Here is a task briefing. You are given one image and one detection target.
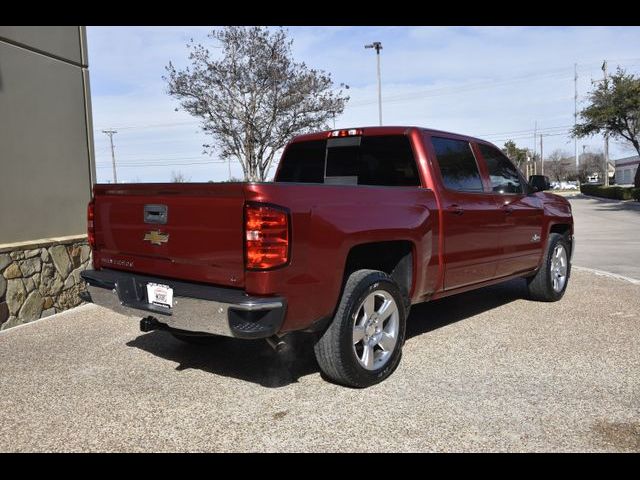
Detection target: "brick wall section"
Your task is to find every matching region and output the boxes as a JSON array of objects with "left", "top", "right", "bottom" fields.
[{"left": 0, "top": 238, "right": 91, "bottom": 330}]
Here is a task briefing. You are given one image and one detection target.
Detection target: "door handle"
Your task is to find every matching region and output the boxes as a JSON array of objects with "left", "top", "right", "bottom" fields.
[
  {"left": 502, "top": 204, "right": 513, "bottom": 215},
  {"left": 144, "top": 204, "right": 168, "bottom": 224},
  {"left": 451, "top": 204, "right": 464, "bottom": 216}
]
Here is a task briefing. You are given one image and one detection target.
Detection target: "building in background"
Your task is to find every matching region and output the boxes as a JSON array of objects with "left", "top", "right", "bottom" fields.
[
  {"left": 614, "top": 156, "right": 640, "bottom": 186},
  {"left": 0, "top": 26, "right": 95, "bottom": 330}
]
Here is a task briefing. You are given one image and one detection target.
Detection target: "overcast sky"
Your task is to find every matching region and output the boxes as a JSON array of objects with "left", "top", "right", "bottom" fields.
[{"left": 87, "top": 26, "right": 640, "bottom": 183}]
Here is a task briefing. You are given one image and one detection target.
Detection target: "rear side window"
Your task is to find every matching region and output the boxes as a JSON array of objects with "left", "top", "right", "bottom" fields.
[
  {"left": 276, "top": 140, "right": 325, "bottom": 183},
  {"left": 276, "top": 135, "right": 420, "bottom": 187},
  {"left": 431, "top": 137, "right": 484, "bottom": 193},
  {"left": 478, "top": 144, "right": 523, "bottom": 194}
]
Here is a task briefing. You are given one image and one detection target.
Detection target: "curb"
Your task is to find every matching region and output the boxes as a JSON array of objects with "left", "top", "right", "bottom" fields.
[{"left": 572, "top": 266, "right": 640, "bottom": 286}]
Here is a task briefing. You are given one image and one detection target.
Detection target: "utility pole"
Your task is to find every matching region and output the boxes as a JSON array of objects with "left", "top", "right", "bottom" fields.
[
  {"left": 365, "top": 42, "right": 383, "bottom": 126},
  {"left": 102, "top": 129, "right": 118, "bottom": 184},
  {"left": 591, "top": 60, "right": 610, "bottom": 186},
  {"left": 574, "top": 63, "right": 579, "bottom": 171},
  {"left": 540, "top": 134, "right": 544, "bottom": 175},
  {"left": 603, "top": 60, "right": 610, "bottom": 186},
  {"left": 533, "top": 121, "right": 537, "bottom": 175}
]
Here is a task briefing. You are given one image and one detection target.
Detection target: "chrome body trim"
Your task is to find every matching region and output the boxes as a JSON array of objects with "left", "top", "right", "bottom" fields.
[{"left": 82, "top": 270, "right": 285, "bottom": 338}]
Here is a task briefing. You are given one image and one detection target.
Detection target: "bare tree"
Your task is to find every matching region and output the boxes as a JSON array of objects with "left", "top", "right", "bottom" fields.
[
  {"left": 164, "top": 27, "right": 349, "bottom": 182},
  {"left": 546, "top": 149, "right": 570, "bottom": 182},
  {"left": 170, "top": 170, "right": 190, "bottom": 183}
]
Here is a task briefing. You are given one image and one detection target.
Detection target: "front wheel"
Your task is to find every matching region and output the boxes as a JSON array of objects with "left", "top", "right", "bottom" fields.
[
  {"left": 526, "top": 232, "right": 571, "bottom": 302},
  {"left": 314, "top": 269, "right": 407, "bottom": 388}
]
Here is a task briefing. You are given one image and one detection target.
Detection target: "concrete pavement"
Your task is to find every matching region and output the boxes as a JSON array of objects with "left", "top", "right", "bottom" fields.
[
  {"left": 568, "top": 194, "right": 640, "bottom": 281},
  {"left": 1, "top": 269, "right": 638, "bottom": 452}
]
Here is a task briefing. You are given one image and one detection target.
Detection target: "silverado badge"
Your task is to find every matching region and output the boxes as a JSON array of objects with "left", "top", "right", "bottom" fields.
[{"left": 144, "top": 230, "right": 169, "bottom": 246}]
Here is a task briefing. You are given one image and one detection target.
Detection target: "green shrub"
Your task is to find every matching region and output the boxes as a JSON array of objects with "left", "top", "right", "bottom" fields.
[{"left": 580, "top": 184, "right": 640, "bottom": 201}]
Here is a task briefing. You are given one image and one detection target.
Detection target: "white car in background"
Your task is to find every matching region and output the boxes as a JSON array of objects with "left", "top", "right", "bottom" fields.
[{"left": 551, "top": 181, "right": 579, "bottom": 190}]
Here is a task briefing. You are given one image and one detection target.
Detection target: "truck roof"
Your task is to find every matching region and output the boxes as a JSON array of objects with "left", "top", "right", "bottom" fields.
[{"left": 289, "top": 126, "right": 491, "bottom": 146}]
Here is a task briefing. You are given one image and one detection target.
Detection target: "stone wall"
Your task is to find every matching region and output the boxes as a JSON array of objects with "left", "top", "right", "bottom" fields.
[{"left": 0, "top": 238, "right": 91, "bottom": 330}]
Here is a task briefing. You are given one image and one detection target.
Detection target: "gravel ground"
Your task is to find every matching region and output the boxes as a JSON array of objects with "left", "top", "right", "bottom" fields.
[{"left": 0, "top": 269, "right": 638, "bottom": 452}]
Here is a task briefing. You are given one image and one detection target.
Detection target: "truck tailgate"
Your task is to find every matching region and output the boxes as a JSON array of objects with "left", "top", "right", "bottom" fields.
[{"left": 93, "top": 183, "right": 246, "bottom": 288}]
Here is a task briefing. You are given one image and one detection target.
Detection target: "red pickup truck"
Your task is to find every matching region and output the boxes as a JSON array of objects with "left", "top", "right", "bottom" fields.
[{"left": 82, "top": 126, "right": 574, "bottom": 388}]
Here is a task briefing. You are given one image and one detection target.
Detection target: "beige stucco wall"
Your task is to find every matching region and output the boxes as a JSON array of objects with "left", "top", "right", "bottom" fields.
[{"left": 0, "top": 26, "right": 95, "bottom": 245}]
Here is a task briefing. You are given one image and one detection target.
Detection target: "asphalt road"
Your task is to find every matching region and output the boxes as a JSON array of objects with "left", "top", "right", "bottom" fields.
[
  {"left": 1, "top": 269, "right": 638, "bottom": 452},
  {"left": 568, "top": 194, "right": 640, "bottom": 281}
]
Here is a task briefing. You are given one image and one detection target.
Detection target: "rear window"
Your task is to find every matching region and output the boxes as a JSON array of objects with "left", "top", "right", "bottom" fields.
[
  {"left": 431, "top": 137, "right": 484, "bottom": 193},
  {"left": 275, "top": 140, "right": 326, "bottom": 183},
  {"left": 276, "top": 135, "right": 420, "bottom": 187}
]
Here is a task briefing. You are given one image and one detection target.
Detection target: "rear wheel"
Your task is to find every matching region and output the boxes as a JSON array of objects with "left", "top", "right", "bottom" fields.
[
  {"left": 526, "top": 232, "right": 571, "bottom": 301},
  {"left": 314, "top": 269, "right": 407, "bottom": 388}
]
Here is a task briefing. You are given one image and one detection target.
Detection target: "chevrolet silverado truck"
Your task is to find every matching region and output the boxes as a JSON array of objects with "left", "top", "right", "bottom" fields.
[{"left": 81, "top": 126, "right": 574, "bottom": 388}]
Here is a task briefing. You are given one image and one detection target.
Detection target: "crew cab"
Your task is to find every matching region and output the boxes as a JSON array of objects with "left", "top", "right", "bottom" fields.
[{"left": 81, "top": 126, "right": 574, "bottom": 388}]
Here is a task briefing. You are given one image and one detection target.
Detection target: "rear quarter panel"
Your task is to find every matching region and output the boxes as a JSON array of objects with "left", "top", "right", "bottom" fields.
[{"left": 243, "top": 183, "right": 439, "bottom": 332}]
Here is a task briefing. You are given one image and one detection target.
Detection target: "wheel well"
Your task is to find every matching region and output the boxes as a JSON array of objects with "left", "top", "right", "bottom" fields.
[
  {"left": 549, "top": 223, "right": 571, "bottom": 237},
  {"left": 549, "top": 223, "right": 572, "bottom": 255},
  {"left": 343, "top": 241, "right": 414, "bottom": 300}
]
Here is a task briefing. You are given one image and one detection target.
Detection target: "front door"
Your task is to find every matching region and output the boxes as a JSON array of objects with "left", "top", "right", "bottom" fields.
[{"left": 475, "top": 143, "right": 544, "bottom": 277}]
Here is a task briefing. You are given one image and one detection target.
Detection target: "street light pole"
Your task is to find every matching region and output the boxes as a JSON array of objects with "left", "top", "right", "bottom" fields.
[{"left": 365, "top": 42, "right": 383, "bottom": 126}]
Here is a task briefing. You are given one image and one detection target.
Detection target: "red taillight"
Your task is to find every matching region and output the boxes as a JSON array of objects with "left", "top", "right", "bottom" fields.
[
  {"left": 87, "top": 200, "right": 95, "bottom": 249},
  {"left": 245, "top": 204, "right": 289, "bottom": 270},
  {"left": 328, "top": 129, "right": 363, "bottom": 138}
]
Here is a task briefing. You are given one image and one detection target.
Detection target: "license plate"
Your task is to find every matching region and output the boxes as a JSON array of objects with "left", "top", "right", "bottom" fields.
[{"left": 146, "top": 283, "right": 173, "bottom": 308}]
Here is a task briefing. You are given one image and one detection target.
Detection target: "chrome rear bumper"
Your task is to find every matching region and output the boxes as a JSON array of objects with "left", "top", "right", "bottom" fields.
[{"left": 80, "top": 269, "right": 286, "bottom": 339}]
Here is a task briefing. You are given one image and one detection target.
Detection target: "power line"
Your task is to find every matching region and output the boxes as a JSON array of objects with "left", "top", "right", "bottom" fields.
[
  {"left": 95, "top": 159, "right": 232, "bottom": 168},
  {"left": 478, "top": 124, "right": 574, "bottom": 138},
  {"left": 94, "top": 120, "right": 199, "bottom": 132}
]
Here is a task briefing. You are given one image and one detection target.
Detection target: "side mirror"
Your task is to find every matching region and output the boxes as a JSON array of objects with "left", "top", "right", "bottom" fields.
[{"left": 529, "top": 175, "right": 551, "bottom": 192}]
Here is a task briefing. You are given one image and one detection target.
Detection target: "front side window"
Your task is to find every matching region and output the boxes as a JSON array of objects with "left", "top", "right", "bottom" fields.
[
  {"left": 431, "top": 137, "right": 484, "bottom": 193},
  {"left": 478, "top": 144, "right": 523, "bottom": 194}
]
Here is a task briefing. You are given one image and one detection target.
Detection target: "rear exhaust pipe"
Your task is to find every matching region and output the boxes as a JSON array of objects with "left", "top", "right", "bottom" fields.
[{"left": 266, "top": 335, "right": 289, "bottom": 353}]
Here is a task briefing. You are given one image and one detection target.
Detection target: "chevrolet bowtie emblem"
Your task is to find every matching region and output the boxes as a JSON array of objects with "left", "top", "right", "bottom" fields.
[{"left": 144, "top": 230, "right": 169, "bottom": 245}]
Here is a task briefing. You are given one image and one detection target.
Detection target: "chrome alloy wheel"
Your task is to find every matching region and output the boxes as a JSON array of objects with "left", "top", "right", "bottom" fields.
[
  {"left": 352, "top": 290, "right": 400, "bottom": 371},
  {"left": 550, "top": 244, "right": 568, "bottom": 293}
]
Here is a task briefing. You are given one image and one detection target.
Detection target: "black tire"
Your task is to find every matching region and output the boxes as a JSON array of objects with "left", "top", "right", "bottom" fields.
[
  {"left": 170, "top": 332, "right": 225, "bottom": 345},
  {"left": 526, "top": 232, "right": 571, "bottom": 302},
  {"left": 314, "top": 269, "right": 407, "bottom": 388}
]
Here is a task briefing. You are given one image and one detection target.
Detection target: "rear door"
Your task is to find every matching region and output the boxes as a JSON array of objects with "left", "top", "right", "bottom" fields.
[
  {"left": 475, "top": 143, "right": 544, "bottom": 277},
  {"left": 427, "top": 135, "right": 503, "bottom": 290}
]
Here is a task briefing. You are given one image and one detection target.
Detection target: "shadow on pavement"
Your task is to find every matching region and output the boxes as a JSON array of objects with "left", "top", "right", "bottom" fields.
[
  {"left": 127, "top": 278, "right": 529, "bottom": 388},
  {"left": 406, "top": 277, "right": 528, "bottom": 340},
  {"left": 127, "top": 330, "right": 319, "bottom": 388}
]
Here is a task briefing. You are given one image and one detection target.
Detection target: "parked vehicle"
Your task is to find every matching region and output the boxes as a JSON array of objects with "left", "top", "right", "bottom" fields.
[
  {"left": 550, "top": 180, "right": 579, "bottom": 190},
  {"left": 82, "top": 126, "right": 574, "bottom": 388}
]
